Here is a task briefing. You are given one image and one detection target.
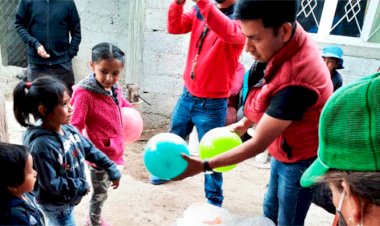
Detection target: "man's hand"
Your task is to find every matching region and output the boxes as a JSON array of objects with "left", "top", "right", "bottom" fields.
[
  {"left": 172, "top": 153, "right": 204, "bottom": 180},
  {"left": 175, "top": 0, "right": 186, "bottom": 5},
  {"left": 37, "top": 45, "right": 50, "bottom": 58},
  {"left": 111, "top": 179, "right": 120, "bottom": 189}
]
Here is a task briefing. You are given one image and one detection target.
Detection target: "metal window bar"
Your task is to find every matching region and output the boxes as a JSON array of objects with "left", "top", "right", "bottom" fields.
[
  {"left": 330, "top": 0, "right": 366, "bottom": 36},
  {"left": 297, "top": 0, "right": 325, "bottom": 33},
  {"left": 362, "top": 0, "right": 380, "bottom": 41}
]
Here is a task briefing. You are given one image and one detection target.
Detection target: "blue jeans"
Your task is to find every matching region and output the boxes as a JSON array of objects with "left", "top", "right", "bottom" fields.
[
  {"left": 39, "top": 203, "right": 75, "bottom": 226},
  {"left": 171, "top": 88, "right": 227, "bottom": 206},
  {"left": 263, "top": 157, "right": 315, "bottom": 226}
]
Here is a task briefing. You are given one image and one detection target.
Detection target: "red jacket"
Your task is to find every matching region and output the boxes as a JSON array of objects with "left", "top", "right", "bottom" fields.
[
  {"left": 168, "top": 0, "right": 245, "bottom": 98},
  {"left": 244, "top": 24, "right": 333, "bottom": 163}
]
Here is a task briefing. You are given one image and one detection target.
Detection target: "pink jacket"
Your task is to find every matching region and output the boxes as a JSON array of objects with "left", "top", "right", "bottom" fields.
[{"left": 70, "top": 74, "right": 132, "bottom": 165}]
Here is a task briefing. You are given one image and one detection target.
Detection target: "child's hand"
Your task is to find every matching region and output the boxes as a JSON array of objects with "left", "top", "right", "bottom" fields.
[{"left": 111, "top": 179, "right": 120, "bottom": 189}]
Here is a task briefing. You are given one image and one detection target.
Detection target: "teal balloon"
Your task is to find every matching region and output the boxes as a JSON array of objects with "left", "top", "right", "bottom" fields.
[
  {"left": 199, "top": 127, "right": 242, "bottom": 172},
  {"left": 143, "top": 133, "right": 190, "bottom": 180}
]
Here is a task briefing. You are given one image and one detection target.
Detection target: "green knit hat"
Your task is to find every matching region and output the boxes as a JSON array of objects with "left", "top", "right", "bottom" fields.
[{"left": 301, "top": 72, "right": 380, "bottom": 187}]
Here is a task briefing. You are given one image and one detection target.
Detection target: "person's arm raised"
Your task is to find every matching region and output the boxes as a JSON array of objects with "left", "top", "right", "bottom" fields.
[
  {"left": 167, "top": 0, "right": 194, "bottom": 34},
  {"left": 195, "top": 0, "right": 245, "bottom": 44}
]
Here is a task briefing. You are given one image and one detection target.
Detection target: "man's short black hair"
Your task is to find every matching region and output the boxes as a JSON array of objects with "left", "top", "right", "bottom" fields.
[{"left": 234, "top": 0, "right": 299, "bottom": 28}]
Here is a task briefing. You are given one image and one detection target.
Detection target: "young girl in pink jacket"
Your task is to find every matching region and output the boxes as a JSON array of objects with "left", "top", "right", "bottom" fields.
[{"left": 70, "top": 42, "right": 132, "bottom": 226}]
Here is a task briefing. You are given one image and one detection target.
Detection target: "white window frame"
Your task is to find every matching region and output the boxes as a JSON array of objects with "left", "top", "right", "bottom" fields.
[{"left": 305, "top": 0, "right": 380, "bottom": 57}]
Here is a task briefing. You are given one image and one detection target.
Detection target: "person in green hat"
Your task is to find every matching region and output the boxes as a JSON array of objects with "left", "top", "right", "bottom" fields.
[{"left": 301, "top": 72, "right": 380, "bottom": 226}]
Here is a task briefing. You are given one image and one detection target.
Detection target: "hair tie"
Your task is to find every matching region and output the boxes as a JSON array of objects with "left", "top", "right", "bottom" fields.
[
  {"left": 26, "top": 82, "right": 32, "bottom": 88},
  {"left": 24, "top": 82, "right": 32, "bottom": 95}
]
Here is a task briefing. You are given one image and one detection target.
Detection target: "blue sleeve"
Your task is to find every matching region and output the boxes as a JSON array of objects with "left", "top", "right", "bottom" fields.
[
  {"left": 3, "top": 210, "right": 30, "bottom": 226},
  {"left": 30, "top": 140, "right": 89, "bottom": 200},
  {"left": 14, "top": 0, "right": 41, "bottom": 49},
  {"left": 73, "top": 129, "right": 121, "bottom": 181},
  {"left": 67, "top": 1, "right": 81, "bottom": 58}
]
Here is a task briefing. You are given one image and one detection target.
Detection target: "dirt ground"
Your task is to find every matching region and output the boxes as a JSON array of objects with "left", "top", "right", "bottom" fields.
[{"left": 5, "top": 100, "right": 333, "bottom": 226}]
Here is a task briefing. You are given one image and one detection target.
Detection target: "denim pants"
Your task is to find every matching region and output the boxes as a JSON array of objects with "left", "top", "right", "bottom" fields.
[
  {"left": 263, "top": 157, "right": 315, "bottom": 226},
  {"left": 39, "top": 203, "right": 75, "bottom": 226},
  {"left": 170, "top": 88, "right": 227, "bottom": 206}
]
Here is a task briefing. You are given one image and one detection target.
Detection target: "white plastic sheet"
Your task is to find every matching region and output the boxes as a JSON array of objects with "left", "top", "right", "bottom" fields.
[
  {"left": 176, "top": 203, "right": 275, "bottom": 226},
  {"left": 176, "top": 203, "right": 232, "bottom": 226}
]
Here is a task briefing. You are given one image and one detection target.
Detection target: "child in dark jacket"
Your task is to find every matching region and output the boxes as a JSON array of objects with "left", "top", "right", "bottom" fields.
[
  {"left": 13, "top": 76, "right": 121, "bottom": 226},
  {"left": 0, "top": 142, "right": 44, "bottom": 226}
]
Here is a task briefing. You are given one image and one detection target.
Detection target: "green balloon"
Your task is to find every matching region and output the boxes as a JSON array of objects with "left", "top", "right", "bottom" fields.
[{"left": 199, "top": 127, "right": 242, "bottom": 172}]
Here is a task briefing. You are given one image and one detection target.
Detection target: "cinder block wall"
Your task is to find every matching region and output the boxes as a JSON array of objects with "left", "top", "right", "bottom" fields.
[{"left": 73, "top": 0, "right": 130, "bottom": 80}]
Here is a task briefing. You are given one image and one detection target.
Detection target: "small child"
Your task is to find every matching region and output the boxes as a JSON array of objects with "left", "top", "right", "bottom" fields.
[
  {"left": 70, "top": 42, "right": 132, "bottom": 226},
  {"left": 13, "top": 76, "right": 121, "bottom": 226},
  {"left": 321, "top": 45, "right": 344, "bottom": 91},
  {"left": 0, "top": 142, "right": 44, "bottom": 226}
]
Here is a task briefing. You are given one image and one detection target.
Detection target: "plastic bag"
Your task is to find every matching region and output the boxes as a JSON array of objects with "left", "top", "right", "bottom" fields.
[
  {"left": 236, "top": 216, "right": 276, "bottom": 226},
  {"left": 176, "top": 203, "right": 275, "bottom": 226},
  {"left": 176, "top": 203, "right": 233, "bottom": 226}
]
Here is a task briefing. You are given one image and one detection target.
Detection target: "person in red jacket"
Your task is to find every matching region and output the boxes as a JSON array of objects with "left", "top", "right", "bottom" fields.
[
  {"left": 175, "top": 0, "right": 333, "bottom": 225},
  {"left": 149, "top": 0, "right": 245, "bottom": 208}
]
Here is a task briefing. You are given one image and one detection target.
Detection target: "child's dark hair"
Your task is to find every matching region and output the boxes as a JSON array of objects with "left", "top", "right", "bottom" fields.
[
  {"left": 13, "top": 76, "right": 67, "bottom": 127},
  {"left": 91, "top": 42, "right": 125, "bottom": 66},
  {"left": 0, "top": 142, "right": 29, "bottom": 194}
]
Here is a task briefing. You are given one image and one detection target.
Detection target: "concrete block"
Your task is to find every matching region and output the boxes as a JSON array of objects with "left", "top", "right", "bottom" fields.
[
  {"left": 143, "top": 74, "right": 183, "bottom": 94},
  {"left": 142, "top": 51, "right": 160, "bottom": 76},
  {"left": 146, "top": 8, "right": 167, "bottom": 31},
  {"left": 146, "top": 0, "right": 172, "bottom": 9},
  {"left": 144, "top": 31, "right": 189, "bottom": 54},
  {"left": 157, "top": 53, "right": 186, "bottom": 75}
]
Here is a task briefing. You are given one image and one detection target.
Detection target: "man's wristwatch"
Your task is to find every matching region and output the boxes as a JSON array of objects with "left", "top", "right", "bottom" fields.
[{"left": 203, "top": 160, "right": 214, "bottom": 172}]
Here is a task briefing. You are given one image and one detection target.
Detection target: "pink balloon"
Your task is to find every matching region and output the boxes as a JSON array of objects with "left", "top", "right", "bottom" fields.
[{"left": 121, "top": 107, "right": 143, "bottom": 144}]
